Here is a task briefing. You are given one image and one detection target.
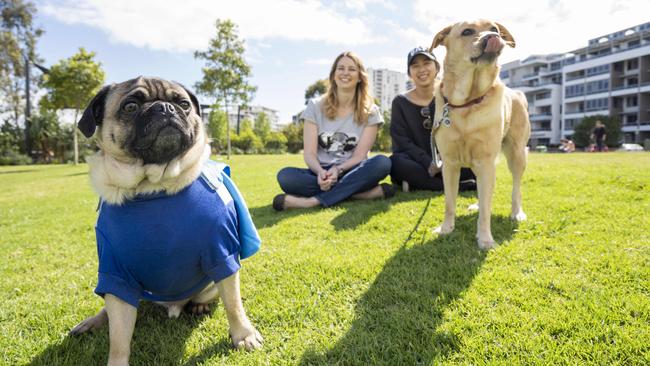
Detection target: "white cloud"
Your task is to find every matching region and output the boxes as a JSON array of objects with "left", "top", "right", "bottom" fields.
[
  {"left": 41, "top": 0, "right": 382, "bottom": 53},
  {"left": 305, "top": 58, "right": 333, "bottom": 65},
  {"left": 364, "top": 56, "right": 404, "bottom": 72},
  {"left": 343, "top": 0, "right": 396, "bottom": 11},
  {"left": 412, "top": 0, "right": 650, "bottom": 63}
]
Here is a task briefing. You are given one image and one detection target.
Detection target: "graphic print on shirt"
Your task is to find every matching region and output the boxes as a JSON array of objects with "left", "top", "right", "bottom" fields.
[{"left": 318, "top": 131, "right": 359, "bottom": 157}]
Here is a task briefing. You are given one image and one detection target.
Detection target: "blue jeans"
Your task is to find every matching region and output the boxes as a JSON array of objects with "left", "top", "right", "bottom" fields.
[{"left": 277, "top": 155, "right": 392, "bottom": 207}]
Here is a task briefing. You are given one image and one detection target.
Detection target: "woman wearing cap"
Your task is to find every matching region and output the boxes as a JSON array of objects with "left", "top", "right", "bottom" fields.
[
  {"left": 273, "top": 51, "right": 393, "bottom": 211},
  {"left": 389, "top": 47, "right": 476, "bottom": 192}
]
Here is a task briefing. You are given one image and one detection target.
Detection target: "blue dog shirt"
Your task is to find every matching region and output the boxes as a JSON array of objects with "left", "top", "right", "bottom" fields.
[{"left": 94, "top": 161, "right": 260, "bottom": 308}]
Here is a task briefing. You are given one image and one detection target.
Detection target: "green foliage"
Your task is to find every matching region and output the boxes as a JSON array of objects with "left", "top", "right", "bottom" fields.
[
  {"left": 263, "top": 131, "right": 287, "bottom": 153},
  {"left": 231, "top": 129, "right": 263, "bottom": 154},
  {"left": 0, "top": 0, "right": 44, "bottom": 154},
  {"left": 40, "top": 47, "right": 105, "bottom": 110},
  {"left": 0, "top": 121, "right": 29, "bottom": 164},
  {"left": 281, "top": 122, "right": 304, "bottom": 153},
  {"left": 373, "top": 109, "right": 392, "bottom": 152},
  {"left": 2, "top": 153, "right": 650, "bottom": 364},
  {"left": 253, "top": 112, "right": 271, "bottom": 142},
  {"left": 304, "top": 79, "right": 328, "bottom": 104},
  {"left": 28, "top": 109, "right": 60, "bottom": 162},
  {"left": 194, "top": 19, "right": 256, "bottom": 110},
  {"left": 572, "top": 115, "right": 621, "bottom": 148},
  {"left": 207, "top": 108, "right": 227, "bottom": 151}
]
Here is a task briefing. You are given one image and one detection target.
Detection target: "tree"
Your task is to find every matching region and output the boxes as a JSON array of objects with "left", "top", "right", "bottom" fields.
[
  {"left": 572, "top": 115, "right": 621, "bottom": 148},
  {"left": 373, "top": 109, "right": 391, "bottom": 152},
  {"left": 207, "top": 107, "right": 228, "bottom": 152},
  {"left": 282, "top": 122, "right": 304, "bottom": 154},
  {"left": 304, "top": 79, "right": 328, "bottom": 104},
  {"left": 0, "top": 0, "right": 44, "bottom": 157},
  {"left": 264, "top": 131, "right": 287, "bottom": 153},
  {"left": 231, "top": 118, "right": 262, "bottom": 153},
  {"left": 194, "top": 19, "right": 256, "bottom": 159},
  {"left": 253, "top": 111, "right": 271, "bottom": 143},
  {"left": 40, "top": 48, "right": 105, "bottom": 164},
  {"left": 28, "top": 109, "right": 60, "bottom": 162}
]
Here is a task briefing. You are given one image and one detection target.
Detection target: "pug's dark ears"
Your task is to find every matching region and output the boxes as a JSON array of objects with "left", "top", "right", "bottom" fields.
[
  {"left": 78, "top": 85, "right": 110, "bottom": 138},
  {"left": 495, "top": 22, "right": 516, "bottom": 48},
  {"left": 179, "top": 84, "right": 201, "bottom": 118},
  {"left": 431, "top": 24, "right": 453, "bottom": 50}
]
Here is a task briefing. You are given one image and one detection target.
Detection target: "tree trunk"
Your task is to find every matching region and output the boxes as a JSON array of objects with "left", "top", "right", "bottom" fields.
[
  {"left": 73, "top": 108, "right": 79, "bottom": 165},
  {"left": 224, "top": 94, "right": 231, "bottom": 159}
]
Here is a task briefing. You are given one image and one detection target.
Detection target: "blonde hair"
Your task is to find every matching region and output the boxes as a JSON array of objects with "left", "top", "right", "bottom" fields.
[{"left": 322, "top": 51, "right": 373, "bottom": 125}]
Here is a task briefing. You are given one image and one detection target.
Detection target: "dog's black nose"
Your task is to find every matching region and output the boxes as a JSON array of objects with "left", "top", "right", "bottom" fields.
[{"left": 151, "top": 101, "right": 176, "bottom": 115}]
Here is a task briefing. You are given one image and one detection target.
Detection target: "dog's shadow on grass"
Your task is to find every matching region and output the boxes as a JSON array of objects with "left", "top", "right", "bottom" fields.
[
  {"left": 28, "top": 303, "right": 233, "bottom": 366},
  {"left": 300, "top": 208, "right": 517, "bottom": 365},
  {"left": 330, "top": 190, "right": 476, "bottom": 231}
]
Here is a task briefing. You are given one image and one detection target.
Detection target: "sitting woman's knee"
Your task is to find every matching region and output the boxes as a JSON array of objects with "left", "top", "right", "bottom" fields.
[
  {"left": 276, "top": 168, "right": 292, "bottom": 190},
  {"left": 373, "top": 155, "right": 392, "bottom": 175}
]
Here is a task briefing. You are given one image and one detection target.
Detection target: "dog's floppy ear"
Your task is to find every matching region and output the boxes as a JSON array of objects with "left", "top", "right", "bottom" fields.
[
  {"left": 179, "top": 83, "right": 202, "bottom": 118},
  {"left": 431, "top": 24, "right": 453, "bottom": 50},
  {"left": 496, "top": 22, "right": 516, "bottom": 48},
  {"left": 78, "top": 85, "right": 110, "bottom": 138}
]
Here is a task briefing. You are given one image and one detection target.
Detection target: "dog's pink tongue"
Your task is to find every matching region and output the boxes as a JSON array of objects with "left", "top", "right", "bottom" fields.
[{"left": 485, "top": 36, "right": 502, "bottom": 52}]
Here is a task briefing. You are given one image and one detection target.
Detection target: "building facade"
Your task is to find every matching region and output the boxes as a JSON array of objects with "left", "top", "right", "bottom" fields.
[
  {"left": 367, "top": 68, "right": 409, "bottom": 113},
  {"left": 501, "top": 22, "right": 650, "bottom": 146},
  {"left": 201, "top": 104, "right": 281, "bottom": 131}
]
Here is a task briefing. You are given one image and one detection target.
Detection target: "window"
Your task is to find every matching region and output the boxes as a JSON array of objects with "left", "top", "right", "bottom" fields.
[
  {"left": 565, "top": 84, "right": 584, "bottom": 97},
  {"left": 627, "top": 58, "right": 639, "bottom": 70},
  {"left": 585, "top": 98, "right": 609, "bottom": 111},
  {"left": 626, "top": 96, "right": 638, "bottom": 107},
  {"left": 585, "top": 79, "right": 609, "bottom": 94},
  {"left": 627, "top": 114, "right": 638, "bottom": 124},
  {"left": 586, "top": 65, "right": 610, "bottom": 76}
]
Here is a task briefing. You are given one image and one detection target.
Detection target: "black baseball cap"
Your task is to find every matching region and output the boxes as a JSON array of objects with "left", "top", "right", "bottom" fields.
[{"left": 407, "top": 47, "right": 439, "bottom": 75}]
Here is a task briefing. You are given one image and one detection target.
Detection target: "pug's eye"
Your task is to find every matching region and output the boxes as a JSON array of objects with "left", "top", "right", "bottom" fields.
[
  {"left": 490, "top": 26, "right": 498, "bottom": 33},
  {"left": 123, "top": 102, "right": 138, "bottom": 113},
  {"left": 461, "top": 28, "right": 475, "bottom": 36},
  {"left": 178, "top": 101, "right": 191, "bottom": 110}
]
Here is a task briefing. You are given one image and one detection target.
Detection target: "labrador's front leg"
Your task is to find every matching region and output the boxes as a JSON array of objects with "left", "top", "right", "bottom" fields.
[
  {"left": 216, "top": 272, "right": 263, "bottom": 350},
  {"left": 105, "top": 294, "right": 137, "bottom": 366}
]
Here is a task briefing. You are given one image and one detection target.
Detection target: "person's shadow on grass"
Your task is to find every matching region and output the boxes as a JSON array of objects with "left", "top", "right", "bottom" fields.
[
  {"left": 299, "top": 208, "right": 517, "bottom": 365},
  {"left": 27, "top": 303, "right": 233, "bottom": 366}
]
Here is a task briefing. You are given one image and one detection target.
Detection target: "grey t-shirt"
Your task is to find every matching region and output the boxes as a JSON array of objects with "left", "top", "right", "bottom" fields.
[{"left": 301, "top": 97, "right": 383, "bottom": 166}]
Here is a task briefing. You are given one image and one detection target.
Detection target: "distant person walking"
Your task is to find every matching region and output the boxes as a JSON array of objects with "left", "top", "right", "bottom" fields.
[{"left": 591, "top": 120, "right": 607, "bottom": 152}]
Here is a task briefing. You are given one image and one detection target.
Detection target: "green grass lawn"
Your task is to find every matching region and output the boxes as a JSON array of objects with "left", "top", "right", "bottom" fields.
[{"left": 1, "top": 152, "right": 649, "bottom": 365}]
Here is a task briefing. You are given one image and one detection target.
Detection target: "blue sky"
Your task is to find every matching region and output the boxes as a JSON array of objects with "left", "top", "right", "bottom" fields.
[{"left": 34, "top": 0, "right": 648, "bottom": 123}]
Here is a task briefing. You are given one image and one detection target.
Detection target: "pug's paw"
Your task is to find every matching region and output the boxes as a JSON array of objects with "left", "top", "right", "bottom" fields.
[
  {"left": 69, "top": 308, "right": 108, "bottom": 336},
  {"left": 231, "top": 325, "right": 263, "bottom": 351}
]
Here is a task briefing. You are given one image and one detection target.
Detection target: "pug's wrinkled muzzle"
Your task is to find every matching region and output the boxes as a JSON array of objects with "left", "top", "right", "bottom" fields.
[{"left": 131, "top": 101, "right": 193, "bottom": 164}]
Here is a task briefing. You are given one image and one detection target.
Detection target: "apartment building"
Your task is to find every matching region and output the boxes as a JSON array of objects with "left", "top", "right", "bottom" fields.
[
  {"left": 501, "top": 22, "right": 650, "bottom": 146},
  {"left": 367, "top": 68, "right": 409, "bottom": 113},
  {"left": 201, "top": 104, "right": 281, "bottom": 131}
]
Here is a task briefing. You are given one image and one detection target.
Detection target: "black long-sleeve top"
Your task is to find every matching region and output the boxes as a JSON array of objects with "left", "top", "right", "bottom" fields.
[{"left": 390, "top": 94, "right": 434, "bottom": 169}]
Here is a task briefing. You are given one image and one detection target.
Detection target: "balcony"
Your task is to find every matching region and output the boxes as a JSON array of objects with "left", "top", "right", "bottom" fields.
[
  {"left": 523, "top": 72, "right": 540, "bottom": 79},
  {"left": 529, "top": 113, "right": 553, "bottom": 121}
]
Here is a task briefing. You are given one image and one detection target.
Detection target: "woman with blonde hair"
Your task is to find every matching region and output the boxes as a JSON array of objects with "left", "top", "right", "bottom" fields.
[{"left": 273, "top": 51, "right": 393, "bottom": 210}]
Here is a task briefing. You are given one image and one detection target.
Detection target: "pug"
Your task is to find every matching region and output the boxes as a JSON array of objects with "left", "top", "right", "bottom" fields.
[{"left": 70, "top": 77, "right": 262, "bottom": 365}]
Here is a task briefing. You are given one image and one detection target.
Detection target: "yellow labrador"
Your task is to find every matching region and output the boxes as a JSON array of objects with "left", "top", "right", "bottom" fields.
[{"left": 430, "top": 20, "right": 530, "bottom": 249}]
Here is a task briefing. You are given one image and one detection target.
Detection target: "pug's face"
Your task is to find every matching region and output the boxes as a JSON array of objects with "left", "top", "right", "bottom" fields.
[{"left": 78, "top": 77, "right": 203, "bottom": 165}]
